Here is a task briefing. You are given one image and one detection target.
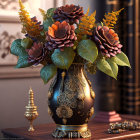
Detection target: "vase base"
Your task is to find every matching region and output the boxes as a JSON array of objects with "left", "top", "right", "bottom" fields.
[{"left": 52, "top": 124, "right": 91, "bottom": 138}]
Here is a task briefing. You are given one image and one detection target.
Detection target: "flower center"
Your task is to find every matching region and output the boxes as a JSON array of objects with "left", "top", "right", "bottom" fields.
[
  {"left": 62, "top": 6, "right": 75, "bottom": 13},
  {"left": 55, "top": 29, "right": 66, "bottom": 38}
]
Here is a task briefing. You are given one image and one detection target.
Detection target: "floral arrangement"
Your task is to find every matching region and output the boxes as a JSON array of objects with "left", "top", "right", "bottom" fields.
[{"left": 11, "top": 0, "right": 131, "bottom": 84}]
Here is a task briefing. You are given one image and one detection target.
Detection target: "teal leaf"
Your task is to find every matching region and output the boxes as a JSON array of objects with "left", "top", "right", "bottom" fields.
[
  {"left": 11, "top": 39, "right": 28, "bottom": 56},
  {"left": 47, "top": 8, "right": 56, "bottom": 17},
  {"left": 43, "top": 8, "right": 56, "bottom": 31},
  {"left": 77, "top": 39, "right": 98, "bottom": 63},
  {"left": 16, "top": 55, "right": 32, "bottom": 68},
  {"left": 97, "top": 57, "right": 116, "bottom": 79},
  {"left": 51, "top": 48, "right": 75, "bottom": 69},
  {"left": 40, "top": 64, "right": 57, "bottom": 84},
  {"left": 43, "top": 18, "right": 54, "bottom": 31},
  {"left": 111, "top": 52, "right": 131, "bottom": 68},
  {"left": 106, "top": 58, "right": 118, "bottom": 79}
]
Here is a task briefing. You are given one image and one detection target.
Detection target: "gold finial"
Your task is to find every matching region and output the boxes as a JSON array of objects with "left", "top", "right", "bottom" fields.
[
  {"left": 24, "top": 87, "right": 39, "bottom": 132},
  {"left": 61, "top": 71, "right": 66, "bottom": 78}
]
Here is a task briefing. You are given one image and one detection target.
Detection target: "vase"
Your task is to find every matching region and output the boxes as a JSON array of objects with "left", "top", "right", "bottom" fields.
[{"left": 47, "top": 64, "right": 95, "bottom": 138}]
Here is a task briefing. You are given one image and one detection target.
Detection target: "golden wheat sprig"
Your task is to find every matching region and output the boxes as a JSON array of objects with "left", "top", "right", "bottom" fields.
[
  {"left": 103, "top": 8, "right": 124, "bottom": 28},
  {"left": 77, "top": 8, "right": 96, "bottom": 40},
  {"left": 39, "top": 8, "right": 47, "bottom": 20},
  {"left": 18, "top": 0, "right": 42, "bottom": 37}
]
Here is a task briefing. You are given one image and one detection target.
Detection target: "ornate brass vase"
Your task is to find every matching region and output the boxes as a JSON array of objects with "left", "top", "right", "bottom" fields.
[{"left": 48, "top": 64, "right": 95, "bottom": 138}]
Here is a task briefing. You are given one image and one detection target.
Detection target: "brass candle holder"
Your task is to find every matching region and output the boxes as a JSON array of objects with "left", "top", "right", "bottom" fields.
[{"left": 24, "top": 88, "right": 39, "bottom": 132}]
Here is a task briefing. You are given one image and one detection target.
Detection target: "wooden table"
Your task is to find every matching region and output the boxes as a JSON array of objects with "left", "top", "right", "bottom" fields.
[{"left": 1, "top": 115, "right": 140, "bottom": 140}]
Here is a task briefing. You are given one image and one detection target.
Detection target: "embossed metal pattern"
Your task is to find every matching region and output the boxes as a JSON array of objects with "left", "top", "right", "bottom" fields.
[
  {"left": 48, "top": 64, "right": 95, "bottom": 138},
  {"left": 56, "top": 124, "right": 88, "bottom": 131}
]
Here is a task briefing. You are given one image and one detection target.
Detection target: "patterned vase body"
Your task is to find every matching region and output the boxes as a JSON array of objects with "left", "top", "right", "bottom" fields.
[{"left": 48, "top": 64, "right": 95, "bottom": 138}]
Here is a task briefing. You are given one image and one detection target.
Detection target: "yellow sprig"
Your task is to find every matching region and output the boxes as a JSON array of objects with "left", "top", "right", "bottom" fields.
[
  {"left": 103, "top": 8, "right": 124, "bottom": 28},
  {"left": 18, "top": 0, "right": 42, "bottom": 37},
  {"left": 77, "top": 8, "right": 96, "bottom": 41},
  {"left": 39, "top": 8, "right": 46, "bottom": 20}
]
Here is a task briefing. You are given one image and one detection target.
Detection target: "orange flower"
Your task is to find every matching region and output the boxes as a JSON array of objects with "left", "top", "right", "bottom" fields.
[{"left": 45, "top": 21, "right": 77, "bottom": 51}]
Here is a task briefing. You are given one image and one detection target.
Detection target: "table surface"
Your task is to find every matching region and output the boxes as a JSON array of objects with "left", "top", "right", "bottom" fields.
[{"left": 1, "top": 115, "right": 140, "bottom": 140}]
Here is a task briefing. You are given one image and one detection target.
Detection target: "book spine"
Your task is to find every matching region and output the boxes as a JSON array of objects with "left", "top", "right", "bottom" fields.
[
  {"left": 105, "top": 0, "right": 140, "bottom": 115},
  {"left": 121, "top": 0, "right": 140, "bottom": 115}
]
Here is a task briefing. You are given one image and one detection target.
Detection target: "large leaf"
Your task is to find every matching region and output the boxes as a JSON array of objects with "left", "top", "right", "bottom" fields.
[
  {"left": 111, "top": 52, "right": 131, "bottom": 68},
  {"left": 106, "top": 58, "right": 118, "bottom": 79},
  {"left": 40, "top": 64, "right": 57, "bottom": 84},
  {"left": 43, "top": 18, "right": 54, "bottom": 31},
  {"left": 77, "top": 39, "right": 98, "bottom": 63},
  {"left": 11, "top": 39, "right": 28, "bottom": 56},
  {"left": 16, "top": 55, "right": 32, "bottom": 68},
  {"left": 51, "top": 48, "right": 75, "bottom": 69},
  {"left": 47, "top": 8, "right": 56, "bottom": 17},
  {"left": 97, "top": 57, "right": 116, "bottom": 79}
]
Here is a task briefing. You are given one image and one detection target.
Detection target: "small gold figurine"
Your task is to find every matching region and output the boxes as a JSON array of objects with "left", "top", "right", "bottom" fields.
[{"left": 24, "top": 88, "right": 39, "bottom": 132}]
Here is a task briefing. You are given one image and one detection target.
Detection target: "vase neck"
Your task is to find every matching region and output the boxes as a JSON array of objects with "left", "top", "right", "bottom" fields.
[
  {"left": 57, "top": 64, "right": 84, "bottom": 77},
  {"left": 67, "top": 64, "right": 84, "bottom": 73}
]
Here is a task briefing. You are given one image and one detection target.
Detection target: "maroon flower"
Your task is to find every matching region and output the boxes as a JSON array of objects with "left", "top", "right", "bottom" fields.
[
  {"left": 53, "top": 4, "right": 84, "bottom": 24},
  {"left": 92, "top": 26, "right": 123, "bottom": 58},
  {"left": 27, "top": 42, "right": 47, "bottom": 65}
]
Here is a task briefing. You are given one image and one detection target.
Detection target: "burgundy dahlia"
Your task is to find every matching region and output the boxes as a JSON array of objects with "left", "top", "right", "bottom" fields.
[
  {"left": 27, "top": 42, "right": 47, "bottom": 65},
  {"left": 45, "top": 21, "right": 77, "bottom": 51},
  {"left": 92, "top": 26, "right": 123, "bottom": 58},
  {"left": 53, "top": 4, "right": 84, "bottom": 24}
]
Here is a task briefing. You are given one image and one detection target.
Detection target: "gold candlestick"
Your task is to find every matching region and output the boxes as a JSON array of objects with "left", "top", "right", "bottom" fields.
[{"left": 24, "top": 88, "right": 39, "bottom": 132}]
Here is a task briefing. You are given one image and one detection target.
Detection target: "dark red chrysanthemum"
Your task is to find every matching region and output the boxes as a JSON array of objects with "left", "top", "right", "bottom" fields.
[
  {"left": 92, "top": 26, "right": 122, "bottom": 57},
  {"left": 27, "top": 42, "right": 47, "bottom": 65},
  {"left": 53, "top": 4, "right": 84, "bottom": 24}
]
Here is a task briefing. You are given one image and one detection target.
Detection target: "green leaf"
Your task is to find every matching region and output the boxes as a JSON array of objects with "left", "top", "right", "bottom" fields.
[
  {"left": 106, "top": 58, "right": 118, "bottom": 79},
  {"left": 111, "top": 52, "right": 131, "bottom": 68},
  {"left": 11, "top": 39, "right": 28, "bottom": 56},
  {"left": 51, "top": 48, "right": 75, "bottom": 69},
  {"left": 16, "top": 55, "right": 32, "bottom": 68},
  {"left": 43, "top": 18, "right": 54, "bottom": 31},
  {"left": 40, "top": 64, "right": 57, "bottom": 84},
  {"left": 77, "top": 39, "right": 98, "bottom": 63},
  {"left": 97, "top": 57, "right": 116, "bottom": 79},
  {"left": 43, "top": 8, "right": 56, "bottom": 31},
  {"left": 47, "top": 8, "right": 56, "bottom": 17},
  {"left": 21, "top": 38, "right": 33, "bottom": 49}
]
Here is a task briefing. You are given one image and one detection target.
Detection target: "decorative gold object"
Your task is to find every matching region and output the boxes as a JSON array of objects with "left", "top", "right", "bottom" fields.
[
  {"left": 24, "top": 88, "right": 39, "bottom": 132},
  {"left": 108, "top": 120, "right": 140, "bottom": 134},
  {"left": 48, "top": 106, "right": 53, "bottom": 117},
  {"left": 90, "top": 88, "right": 95, "bottom": 99},
  {"left": 52, "top": 124, "right": 91, "bottom": 138},
  {"left": 56, "top": 105, "right": 73, "bottom": 124}
]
